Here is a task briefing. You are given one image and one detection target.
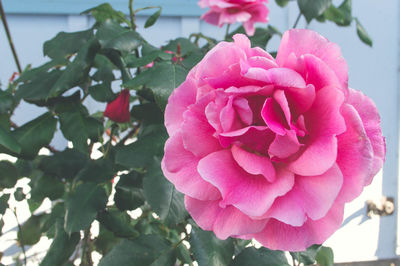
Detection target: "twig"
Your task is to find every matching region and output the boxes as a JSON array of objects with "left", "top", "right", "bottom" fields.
[
  {"left": 119, "top": 124, "right": 140, "bottom": 145},
  {"left": 12, "top": 207, "right": 27, "bottom": 266},
  {"left": 80, "top": 228, "right": 93, "bottom": 266},
  {"left": 129, "top": 0, "right": 136, "bottom": 30},
  {"left": 292, "top": 13, "right": 302, "bottom": 29},
  {"left": 0, "top": 0, "right": 22, "bottom": 73}
]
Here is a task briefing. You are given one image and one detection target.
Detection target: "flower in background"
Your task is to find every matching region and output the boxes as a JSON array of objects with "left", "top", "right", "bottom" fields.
[
  {"left": 162, "top": 29, "right": 385, "bottom": 251},
  {"left": 104, "top": 89, "right": 131, "bottom": 123},
  {"left": 198, "top": 0, "right": 269, "bottom": 36}
]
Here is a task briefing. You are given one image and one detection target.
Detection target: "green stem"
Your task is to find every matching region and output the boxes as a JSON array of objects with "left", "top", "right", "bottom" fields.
[
  {"left": 129, "top": 0, "right": 136, "bottom": 30},
  {"left": 224, "top": 24, "right": 231, "bottom": 41},
  {"left": 135, "top": 6, "right": 160, "bottom": 13},
  {"left": 292, "top": 13, "right": 302, "bottom": 29},
  {"left": 12, "top": 207, "right": 27, "bottom": 266},
  {"left": 0, "top": 0, "right": 22, "bottom": 73}
]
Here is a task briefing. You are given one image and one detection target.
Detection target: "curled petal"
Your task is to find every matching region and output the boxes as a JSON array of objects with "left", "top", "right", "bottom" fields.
[
  {"left": 277, "top": 29, "right": 348, "bottom": 91},
  {"left": 164, "top": 79, "right": 197, "bottom": 136},
  {"left": 198, "top": 150, "right": 294, "bottom": 217},
  {"left": 185, "top": 196, "right": 268, "bottom": 239},
  {"left": 254, "top": 201, "right": 345, "bottom": 251},
  {"left": 162, "top": 133, "right": 221, "bottom": 200},
  {"left": 346, "top": 88, "right": 385, "bottom": 185},
  {"left": 231, "top": 145, "right": 276, "bottom": 182}
]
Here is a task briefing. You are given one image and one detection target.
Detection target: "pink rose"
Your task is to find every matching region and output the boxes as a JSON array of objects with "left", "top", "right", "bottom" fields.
[
  {"left": 198, "top": 0, "right": 269, "bottom": 36},
  {"left": 162, "top": 29, "right": 385, "bottom": 251}
]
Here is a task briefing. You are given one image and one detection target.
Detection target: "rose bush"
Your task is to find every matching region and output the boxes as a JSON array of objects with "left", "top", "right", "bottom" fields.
[
  {"left": 162, "top": 29, "right": 385, "bottom": 251},
  {"left": 198, "top": 0, "right": 269, "bottom": 36}
]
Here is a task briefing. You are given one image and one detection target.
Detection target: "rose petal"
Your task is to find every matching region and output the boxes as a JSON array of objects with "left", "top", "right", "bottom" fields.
[
  {"left": 277, "top": 29, "right": 348, "bottom": 91},
  {"left": 306, "top": 86, "right": 346, "bottom": 137},
  {"left": 231, "top": 145, "right": 276, "bottom": 182},
  {"left": 162, "top": 133, "right": 221, "bottom": 200},
  {"left": 254, "top": 201, "right": 345, "bottom": 251},
  {"left": 185, "top": 196, "right": 267, "bottom": 239},
  {"left": 164, "top": 79, "right": 197, "bottom": 136},
  {"left": 346, "top": 88, "right": 385, "bottom": 185},
  {"left": 219, "top": 126, "right": 273, "bottom": 153},
  {"left": 268, "top": 130, "right": 301, "bottom": 159},
  {"left": 243, "top": 67, "right": 307, "bottom": 89},
  {"left": 288, "top": 136, "right": 338, "bottom": 176},
  {"left": 336, "top": 104, "right": 374, "bottom": 202},
  {"left": 198, "top": 150, "right": 294, "bottom": 217},
  {"left": 261, "top": 98, "right": 287, "bottom": 136}
]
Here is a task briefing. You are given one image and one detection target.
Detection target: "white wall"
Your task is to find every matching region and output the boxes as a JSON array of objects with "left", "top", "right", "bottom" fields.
[{"left": 1, "top": 0, "right": 399, "bottom": 263}]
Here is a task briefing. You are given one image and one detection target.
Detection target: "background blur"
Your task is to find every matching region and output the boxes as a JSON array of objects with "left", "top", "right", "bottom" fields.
[{"left": 0, "top": 0, "right": 398, "bottom": 263}]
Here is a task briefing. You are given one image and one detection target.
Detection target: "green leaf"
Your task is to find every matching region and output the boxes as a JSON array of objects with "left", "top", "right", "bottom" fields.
[
  {"left": 43, "top": 29, "right": 94, "bottom": 59},
  {"left": 337, "top": 0, "right": 352, "bottom": 26},
  {"left": 16, "top": 58, "right": 68, "bottom": 83},
  {"left": 323, "top": 5, "right": 346, "bottom": 25},
  {"left": 99, "top": 235, "right": 175, "bottom": 266},
  {"left": 0, "top": 194, "right": 10, "bottom": 215},
  {"left": 97, "top": 209, "right": 139, "bottom": 238},
  {"left": 162, "top": 38, "right": 198, "bottom": 56},
  {"left": 228, "top": 26, "right": 280, "bottom": 49},
  {"left": 232, "top": 247, "right": 290, "bottom": 266},
  {"left": 39, "top": 149, "right": 89, "bottom": 180},
  {"left": 56, "top": 103, "right": 103, "bottom": 153},
  {"left": 96, "top": 20, "right": 143, "bottom": 54},
  {"left": 131, "top": 102, "right": 163, "bottom": 125},
  {"left": 125, "top": 51, "right": 160, "bottom": 68},
  {"left": 40, "top": 219, "right": 80, "bottom": 266},
  {"left": 297, "top": 0, "right": 332, "bottom": 23},
  {"left": 115, "top": 128, "right": 168, "bottom": 169},
  {"left": 114, "top": 171, "right": 145, "bottom": 211},
  {"left": 64, "top": 183, "right": 108, "bottom": 234},
  {"left": 13, "top": 112, "right": 57, "bottom": 159},
  {"left": 18, "top": 214, "right": 44, "bottom": 246},
  {"left": 94, "top": 225, "right": 121, "bottom": 254},
  {"left": 143, "top": 158, "right": 187, "bottom": 225},
  {"left": 316, "top": 246, "right": 334, "bottom": 266},
  {"left": 290, "top": 244, "right": 321, "bottom": 265},
  {"left": 92, "top": 54, "right": 116, "bottom": 83},
  {"left": 40, "top": 202, "right": 65, "bottom": 237},
  {"left": 14, "top": 187, "right": 25, "bottom": 201},
  {"left": 124, "top": 62, "right": 187, "bottom": 110},
  {"left": 103, "top": 31, "right": 143, "bottom": 54},
  {"left": 89, "top": 83, "right": 117, "bottom": 102},
  {"left": 0, "top": 161, "right": 18, "bottom": 189},
  {"left": 275, "top": 0, "right": 289, "bottom": 7},
  {"left": 0, "top": 126, "right": 21, "bottom": 155},
  {"left": 0, "top": 90, "right": 15, "bottom": 114},
  {"left": 16, "top": 69, "right": 63, "bottom": 102},
  {"left": 76, "top": 158, "right": 114, "bottom": 183},
  {"left": 48, "top": 38, "right": 100, "bottom": 98},
  {"left": 355, "top": 18, "right": 373, "bottom": 47},
  {"left": 190, "top": 225, "right": 234, "bottom": 266},
  {"left": 82, "top": 3, "right": 130, "bottom": 25},
  {"left": 144, "top": 8, "right": 162, "bottom": 28},
  {"left": 30, "top": 173, "right": 64, "bottom": 202}
]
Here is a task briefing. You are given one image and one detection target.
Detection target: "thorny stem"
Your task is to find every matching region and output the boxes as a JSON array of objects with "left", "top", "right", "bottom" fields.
[
  {"left": 292, "top": 13, "right": 302, "bottom": 29},
  {"left": 12, "top": 207, "right": 27, "bottom": 266},
  {"left": 129, "top": 0, "right": 136, "bottom": 30},
  {"left": 0, "top": 0, "right": 22, "bottom": 73}
]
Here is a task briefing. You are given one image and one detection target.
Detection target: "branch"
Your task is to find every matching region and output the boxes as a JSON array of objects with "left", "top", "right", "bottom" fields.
[
  {"left": 12, "top": 207, "right": 27, "bottom": 266},
  {"left": 0, "top": 0, "right": 22, "bottom": 72}
]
